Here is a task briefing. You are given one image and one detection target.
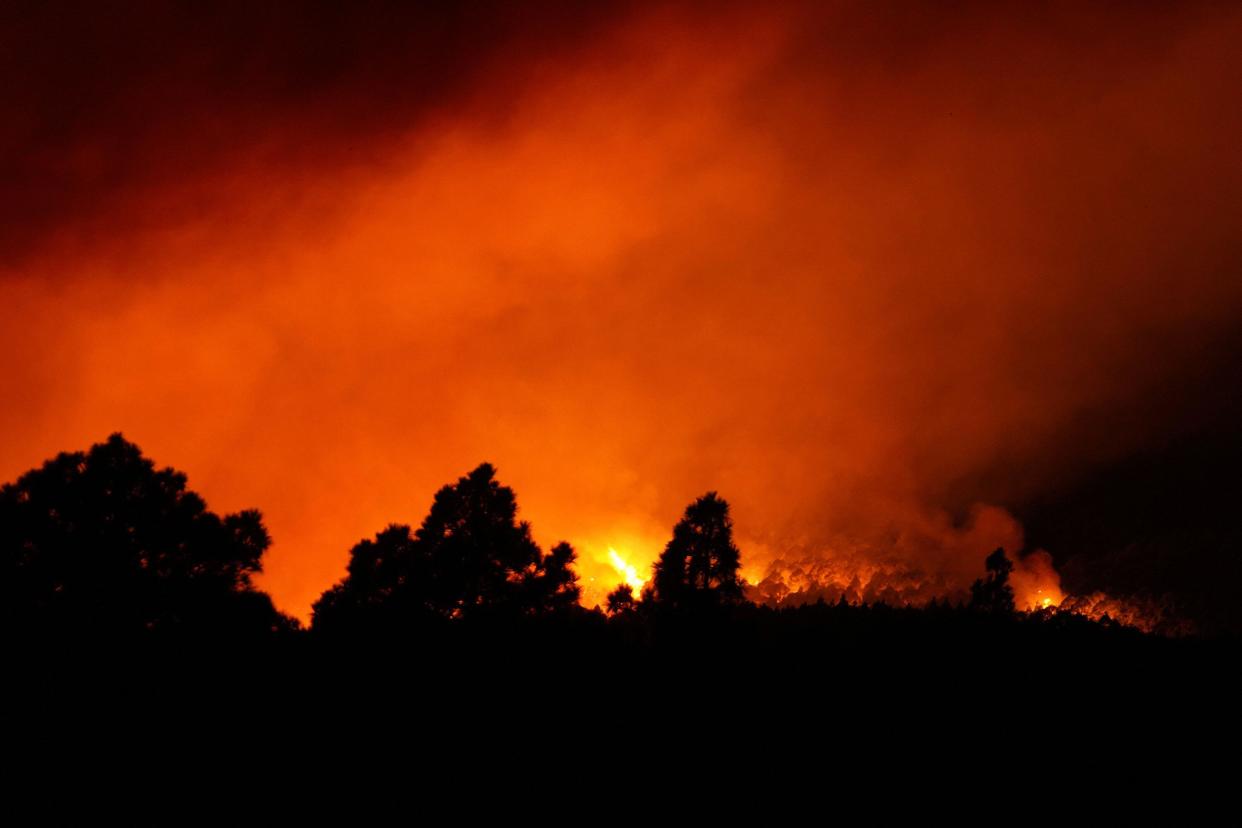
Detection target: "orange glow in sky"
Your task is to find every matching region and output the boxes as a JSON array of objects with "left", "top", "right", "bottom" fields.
[{"left": 3, "top": 3, "right": 1242, "bottom": 622}]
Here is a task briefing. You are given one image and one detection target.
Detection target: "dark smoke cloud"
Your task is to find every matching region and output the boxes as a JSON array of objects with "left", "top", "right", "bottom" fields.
[{"left": 0, "top": 0, "right": 638, "bottom": 264}]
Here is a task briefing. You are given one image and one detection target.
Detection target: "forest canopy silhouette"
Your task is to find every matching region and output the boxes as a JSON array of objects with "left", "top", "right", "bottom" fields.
[
  {"left": 311, "top": 462, "right": 582, "bottom": 632},
  {"left": 0, "top": 434, "right": 293, "bottom": 638},
  {"left": 0, "top": 435, "right": 1216, "bottom": 654},
  {"left": 4, "top": 1, "right": 1242, "bottom": 644}
]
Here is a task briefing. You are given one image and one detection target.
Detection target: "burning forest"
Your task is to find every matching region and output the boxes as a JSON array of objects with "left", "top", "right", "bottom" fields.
[{"left": 2, "top": 4, "right": 1241, "bottom": 748}]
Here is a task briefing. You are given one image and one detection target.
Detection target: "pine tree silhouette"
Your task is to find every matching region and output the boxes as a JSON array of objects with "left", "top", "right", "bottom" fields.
[
  {"left": 970, "top": 547, "right": 1016, "bottom": 614},
  {"left": 649, "top": 492, "right": 746, "bottom": 610}
]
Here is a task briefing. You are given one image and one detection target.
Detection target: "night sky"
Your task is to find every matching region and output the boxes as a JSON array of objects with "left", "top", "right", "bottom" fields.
[{"left": 3, "top": 1, "right": 1240, "bottom": 630}]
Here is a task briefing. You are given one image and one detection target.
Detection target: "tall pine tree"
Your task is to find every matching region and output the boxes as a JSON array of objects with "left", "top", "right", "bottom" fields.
[{"left": 650, "top": 492, "right": 745, "bottom": 610}]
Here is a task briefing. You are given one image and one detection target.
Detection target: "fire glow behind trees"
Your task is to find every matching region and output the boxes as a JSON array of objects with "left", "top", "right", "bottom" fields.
[{"left": 2, "top": 1, "right": 1241, "bottom": 633}]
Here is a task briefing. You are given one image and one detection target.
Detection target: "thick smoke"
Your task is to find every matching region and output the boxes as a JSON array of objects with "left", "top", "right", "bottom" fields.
[{"left": 2, "top": 2, "right": 1240, "bottom": 621}]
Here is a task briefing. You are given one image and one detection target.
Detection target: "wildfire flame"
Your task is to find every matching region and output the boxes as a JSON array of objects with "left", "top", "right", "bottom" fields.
[
  {"left": 608, "top": 547, "right": 647, "bottom": 594},
  {"left": 746, "top": 553, "right": 1181, "bottom": 634}
]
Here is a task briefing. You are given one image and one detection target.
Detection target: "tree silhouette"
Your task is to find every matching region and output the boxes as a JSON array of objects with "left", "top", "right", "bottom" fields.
[
  {"left": 606, "top": 583, "right": 637, "bottom": 616},
  {"left": 312, "top": 463, "right": 580, "bottom": 630},
  {"left": 530, "top": 541, "right": 582, "bottom": 614},
  {"left": 310, "top": 524, "right": 426, "bottom": 630},
  {"left": 0, "top": 433, "right": 293, "bottom": 637},
  {"left": 649, "top": 492, "right": 746, "bottom": 610},
  {"left": 970, "top": 547, "right": 1016, "bottom": 614}
]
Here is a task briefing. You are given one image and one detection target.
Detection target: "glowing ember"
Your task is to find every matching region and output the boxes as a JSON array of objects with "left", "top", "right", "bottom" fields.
[{"left": 608, "top": 548, "right": 647, "bottom": 594}]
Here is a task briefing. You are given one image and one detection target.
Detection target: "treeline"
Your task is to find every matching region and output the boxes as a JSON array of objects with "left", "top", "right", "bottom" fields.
[{"left": 0, "top": 434, "right": 1202, "bottom": 657}]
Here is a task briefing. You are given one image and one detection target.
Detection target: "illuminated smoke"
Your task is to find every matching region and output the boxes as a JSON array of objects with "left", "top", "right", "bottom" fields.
[{"left": 2, "top": 2, "right": 1240, "bottom": 622}]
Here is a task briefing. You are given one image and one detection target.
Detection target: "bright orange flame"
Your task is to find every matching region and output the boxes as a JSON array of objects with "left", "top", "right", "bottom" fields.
[
  {"left": 1011, "top": 550, "right": 1065, "bottom": 611},
  {"left": 1022, "top": 587, "right": 1063, "bottom": 611},
  {"left": 608, "top": 547, "right": 647, "bottom": 594}
]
